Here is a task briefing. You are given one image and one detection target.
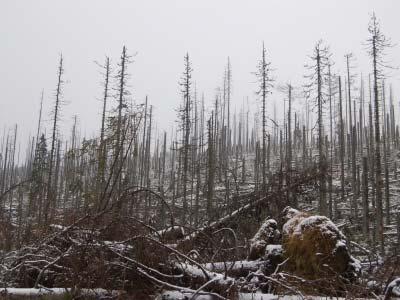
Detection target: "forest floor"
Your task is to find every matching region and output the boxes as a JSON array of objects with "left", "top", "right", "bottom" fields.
[{"left": 1, "top": 150, "right": 400, "bottom": 299}]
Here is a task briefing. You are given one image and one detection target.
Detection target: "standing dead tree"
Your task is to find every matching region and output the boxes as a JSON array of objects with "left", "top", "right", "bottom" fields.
[
  {"left": 366, "top": 13, "right": 393, "bottom": 253},
  {"left": 179, "top": 53, "right": 193, "bottom": 224},
  {"left": 254, "top": 42, "right": 273, "bottom": 193},
  {"left": 96, "top": 56, "right": 111, "bottom": 211},
  {"left": 44, "top": 54, "right": 64, "bottom": 225},
  {"left": 111, "top": 46, "right": 133, "bottom": 206},
  {"left": 304, "top": 40, "right": 331, "bottom": 216},
  {"left": 345, "top": 53, "right": 359, "bottom": 221},
  {"left": 338, "top": 76, "right": 345, "bottom": 219},
  {"left": 206, "top": 114, "right": 215, "bottom": 221}
]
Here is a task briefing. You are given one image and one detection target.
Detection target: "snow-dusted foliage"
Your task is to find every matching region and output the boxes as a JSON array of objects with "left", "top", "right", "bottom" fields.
[{"left": 248, "top": 218, "right": 281, "bottom": 260}]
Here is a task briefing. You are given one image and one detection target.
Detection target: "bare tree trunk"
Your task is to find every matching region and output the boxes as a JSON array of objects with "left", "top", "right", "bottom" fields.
[
  {"left": 328, "top": 66, "right": 333, "bottom": 219},
  {"left": 287, "top": 84, "right": 293, "bottom": 206},
  {"left": 373, "top": 39, "right": 384, "bottom": 253},
  {"left": 382, "top": 83, "right": 390, "bottom": 225},
  {"left": 45, "top": 55, "right": 64, "bottom": 225},
  {"left": 316, "top": 46, "right": 327, "bottom": 216},
  {"left": 97, "top": 56, "right": 110, "bottom": 211},
  {"left": 178, "top": 53, "right": 193, "bottom": 224},
  {"left": 206, "top": 115, "right": 215, "bottom": 222},
  {"left": 362, "top": 156, "right": 369, "bottom": 239}
]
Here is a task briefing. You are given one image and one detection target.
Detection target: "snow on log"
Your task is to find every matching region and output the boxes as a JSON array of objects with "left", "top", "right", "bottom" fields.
[
  {"left": 203, "top": 260, "right": 266, "bottom": 277},
  {"left": 0, "top": 288, "right": 123, "bottom": 298},
  {"left": 172, "top": 262, "right": 237, "bottom": 298},
  {"left": 158, "top": 290, "right": 222, "bottom": 299},
  {"left": 263, "top": 244, "right": 284, "bottom": 274},
  {"left": 155, "top": 226, "right": 186, "bottom": 241},
  {"left": 385, "top": 278, "right": 400, "bottom": 299},
  {"left": 159, "top": 291, "right": 309, "bottom": 300}
]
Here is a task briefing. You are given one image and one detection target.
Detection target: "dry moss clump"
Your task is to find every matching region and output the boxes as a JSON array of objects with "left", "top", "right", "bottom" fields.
[{"left": 281, "top": 207, "right": 359, "bottom": 281}]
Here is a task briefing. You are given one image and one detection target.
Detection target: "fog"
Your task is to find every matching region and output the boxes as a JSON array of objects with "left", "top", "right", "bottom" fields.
[{"left": 1, "top": 0, "right": 399, "bottom": 146}]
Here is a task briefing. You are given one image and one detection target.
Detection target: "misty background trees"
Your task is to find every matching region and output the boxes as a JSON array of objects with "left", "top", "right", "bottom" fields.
[{"left": 0, "top": 12, "right": 399, "bottom": 298}]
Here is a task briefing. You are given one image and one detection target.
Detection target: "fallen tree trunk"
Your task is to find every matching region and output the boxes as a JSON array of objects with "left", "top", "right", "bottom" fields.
[
  {"left": 202, "top": 260, "right": 266, "bottom": 277},
  {"left": 0, "top": 288, "right": 124, "bottom": 299},
  {"left": 172, "top": 262, "right": 238, "bottom": 297},
  {"left": 178, "top": 171, "right": 319, "bottom": 252}
]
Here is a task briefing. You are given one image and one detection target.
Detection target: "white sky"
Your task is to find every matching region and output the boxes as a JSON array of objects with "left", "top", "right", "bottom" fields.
[{"left": 1, "top": 0, "right": 400, "bottom": 148}]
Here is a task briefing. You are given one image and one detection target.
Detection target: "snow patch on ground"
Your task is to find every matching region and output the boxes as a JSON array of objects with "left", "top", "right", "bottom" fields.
[{"left": 0, "top": 288, "right": 121, "bottom": 296}]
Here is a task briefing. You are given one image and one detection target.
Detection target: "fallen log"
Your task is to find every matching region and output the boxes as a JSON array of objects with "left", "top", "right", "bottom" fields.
[
  {"left": 155, "top": 226, "right": 186, "bottom": 241},
  {"left": 172, "top": 262, "right": 238, "bottom": 298},
  {"left": 178, "top": 171, "right": 319, "bottom": 252},
  {"left": 385, "top": 278, "right": 400, "bottom": 300},
  {"left": 0, "top": 288, "right": 124, "bottom": 299},
  {"left": 202, "top": 260, "right": 266, "bottom": 277}
]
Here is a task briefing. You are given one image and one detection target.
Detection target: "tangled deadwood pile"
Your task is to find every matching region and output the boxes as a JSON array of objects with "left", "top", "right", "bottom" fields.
[
  {"left": 1, "top": 215, "right": 167, "bottom": 293},
  {"left": 0, "top": 212, "right": 240, "bottom": 299},
  {"left": 0, "top": 205, "right": 396, "bottom": 299}
]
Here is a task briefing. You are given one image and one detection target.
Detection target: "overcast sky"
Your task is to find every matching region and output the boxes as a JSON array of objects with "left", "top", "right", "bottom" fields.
[{"left": 1, "top": 0, "right": 399, "bottom": 148}]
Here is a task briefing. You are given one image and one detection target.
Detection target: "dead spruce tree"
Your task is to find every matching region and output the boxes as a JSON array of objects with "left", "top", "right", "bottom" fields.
[
  {"left": 96, "top": 56, "right": 111, "bottom": 211},
  {"left": 206, "top": 113, "right": 215, "bottom": 221},
  {"left": 27, "top": 92, "right": 45, "bottom": 221},
  {"left": 277, "top": 83, "right": 295, "bottom": 206},
  {"left": 338, "top": 76, "right": 345, "bottom": 219},
  {"left": 254, "top": 42, "right": 273, "bottom": 193},
  {"left": 345, "top": 53, "right": 359, "bottom": 221},
  {"left": 327, "top": 64, "right": 335, "bottom": 219},
  {"left": 286, "top": 84, "right": 294, "bottom": 206},
  {"left": 304, "top": 40, "right": 331, "bottom": 216},
  {"left": 366, "top": 13, "right": 393, "bottom": 253},
  {"left": 179, "top": 53, "right": 193, "bottom": 223},
  {"left": 44, "top": 54, "right": 64, "bottom": 225},
  {"left": 113, "top": 46, "right": 132, "bottom": 203}
]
